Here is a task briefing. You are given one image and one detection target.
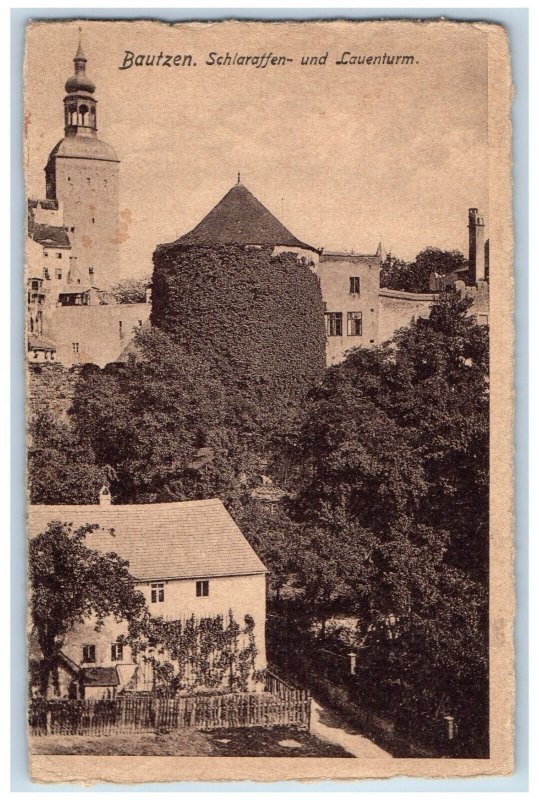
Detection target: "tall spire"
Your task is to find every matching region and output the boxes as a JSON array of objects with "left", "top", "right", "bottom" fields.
[
  {"left": 74, "top": 27, "right": 86, "bottom": 62},
  {"left": 63, "top": 33, "right": 97, "bottom": 136},
  {"left": 65, "top": 31, "right": 95, "bottom": 95}
]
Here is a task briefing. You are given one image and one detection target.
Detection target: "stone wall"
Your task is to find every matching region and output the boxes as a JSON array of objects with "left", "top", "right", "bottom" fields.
[
  {"left": 27, "top": 362, "right": 82, "bottom": 421},
  {"left": 378, "top": 288, "right": 436, "bottom": 343}
]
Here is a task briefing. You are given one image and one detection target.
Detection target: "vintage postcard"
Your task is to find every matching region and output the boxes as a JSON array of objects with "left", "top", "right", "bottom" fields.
[{"left": 24, "top": 18, "right": 513, "bottom": 783}]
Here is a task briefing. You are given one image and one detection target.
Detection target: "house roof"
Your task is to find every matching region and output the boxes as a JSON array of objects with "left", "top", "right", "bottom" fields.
[
  {"left": 80, "top": 667, "right": 120, "bottom": 687},
  {"left": 28, "top": 199, "right": 59, "bottom": 211},
  {"left": 320, "top": 251, "right": 381, "bottom": 264},
  {"left": 47, "top": 136, "right": 119, "bottom": 164},
  {"left": 27, "top": 498, "right": 267, "bottom": 581},
  {"left": 30, "top": 223, "right": 71, "bottom": 249},
  {"left": 28, "top": 335, "right": 56, "bottom": 352},
  {"left": 164, "top": 181, "right": 319, "bottom": 254}
]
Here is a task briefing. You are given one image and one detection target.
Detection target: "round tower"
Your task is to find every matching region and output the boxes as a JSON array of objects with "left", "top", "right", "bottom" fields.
[{"left": 44, "top": 37, "right": 120, "bottom": 289}]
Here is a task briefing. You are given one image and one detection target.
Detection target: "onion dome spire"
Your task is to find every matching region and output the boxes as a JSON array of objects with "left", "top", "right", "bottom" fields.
[{"left": 65, "top": 31, "right": 96, "bottom": 94}]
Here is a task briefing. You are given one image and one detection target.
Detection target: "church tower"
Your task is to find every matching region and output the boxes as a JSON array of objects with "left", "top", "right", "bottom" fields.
[{"left": 44, "top": 38, "right": 120, "bottom": 289}]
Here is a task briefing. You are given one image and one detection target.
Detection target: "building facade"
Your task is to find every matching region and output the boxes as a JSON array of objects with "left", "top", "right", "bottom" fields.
[
  {"left": 26, "top": 40, "right": 122, "bottom": 362},
  {"left": 28, "top": 495, "right": 267, "bottom": 699},
  {"left": 313, "top": 250, "right": 382, "bottom": 366}
]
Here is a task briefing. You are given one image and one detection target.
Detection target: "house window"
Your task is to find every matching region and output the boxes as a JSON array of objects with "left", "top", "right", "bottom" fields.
[
  {"left": 151, "top": 582, "right": 165, "bottom": 603},
  {"left": 55, "top": 269, "right": 62, "bottom": 280},
  {"left": 196, "top": 580, "right": 209, "bottom": 597},
  {"left": 138, "top": 320, "right": 143, "bottom": 327},
  {"left": 72, "top": 342, "right": 79, "bottom": 355},
  {"left": 347, "top": 311, "right": 363, "bottom": 336},
  {"left": 56, "top": 253, "right": 62, "bottom": 259},
  {"left": 325, "top": 312, "right": 342, "bottom": 337},
  {"left": 111, "top": 641, "right": 124, "bottom": 662},
  {"left": 82, "top": 644, "right": 96, "bottom": 663},
  {"left": 89, "top": 267, "right": 94, "bottom": 277},
  {"left": 44, "top": 252, "right": 49, "bottom": 257},
  {"left": 44, "top": 268, "right": 50, "bottom": 280},
  {"left": 70, "top": 227, "right": 75, "bottom": 233},
  {"left": 118, "top": 321, "right": 123, "bottom": 338},
  {"left": 349, "top": 276, "right": 360, "bottom": 295}
]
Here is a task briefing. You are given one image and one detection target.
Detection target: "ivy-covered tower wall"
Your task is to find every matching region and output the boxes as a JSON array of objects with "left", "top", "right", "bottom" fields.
[{"left": 150, "top": 244, "right": 327, "bottom": 414}]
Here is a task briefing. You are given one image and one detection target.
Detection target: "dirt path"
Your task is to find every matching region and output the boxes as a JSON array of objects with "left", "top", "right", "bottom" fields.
[{"left": 310, "top": 700, "right": 393, "bottom": 759}]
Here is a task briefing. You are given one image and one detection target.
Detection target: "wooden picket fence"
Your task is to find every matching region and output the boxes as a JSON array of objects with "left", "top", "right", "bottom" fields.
[{"left": 29, "top": 677, "right": 310, "bottom": 737}]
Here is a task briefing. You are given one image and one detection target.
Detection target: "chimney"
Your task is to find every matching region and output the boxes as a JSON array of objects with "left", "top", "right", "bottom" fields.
[
  {"left": 99, "top": 485, "right": 111, "bottom": 506},
  {"left": 468, "top": 208, "right": 486, "bottom": 284}
]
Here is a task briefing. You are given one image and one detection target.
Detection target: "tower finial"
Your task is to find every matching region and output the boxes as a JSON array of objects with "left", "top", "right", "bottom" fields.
[
  {"left": 237, "top": 171, "right": 241, "bottom": 185},
  {"left": 74, "top": 27, "right": 86, "bottom": 62}
]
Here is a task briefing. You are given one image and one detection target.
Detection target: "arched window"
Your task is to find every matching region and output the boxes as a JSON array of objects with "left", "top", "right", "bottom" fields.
[{"left": 79, "top": 104, "right": 89, "bottom": 125}]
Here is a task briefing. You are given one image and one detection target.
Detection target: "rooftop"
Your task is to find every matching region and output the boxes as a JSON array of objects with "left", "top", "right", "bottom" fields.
[
  {"left": 30, "top": 223, "right": 71, "bottom": 249},
  {"left": 47, "top": 136, "right": 119, "bottom": 164},
  {"left": 164, "top": 181, "right": 319, "bottom": 254},
  {"left": 27, "top": 498, "right": 267, "bottom": 582}
]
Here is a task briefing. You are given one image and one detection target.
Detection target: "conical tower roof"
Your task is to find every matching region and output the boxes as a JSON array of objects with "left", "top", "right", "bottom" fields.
[{"left": 169, "top": 181, "right": 319, "bottom": 253}]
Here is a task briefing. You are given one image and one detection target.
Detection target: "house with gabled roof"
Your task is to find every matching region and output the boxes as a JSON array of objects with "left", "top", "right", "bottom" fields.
[{"left": 28, "top": 492, "right": 268, "bottom": 699}]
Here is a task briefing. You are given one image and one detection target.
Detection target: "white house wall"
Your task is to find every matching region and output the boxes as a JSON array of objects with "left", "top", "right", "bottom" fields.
[
  {"left": 60, "top": 572, "right": 267, "bottom": 679},
  {"left": 50, "top": 302, "right": 150, "bottom": 366}
]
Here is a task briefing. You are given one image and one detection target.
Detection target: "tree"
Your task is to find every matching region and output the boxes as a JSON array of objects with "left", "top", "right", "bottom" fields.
[
  {"left": 69, "top": 327, "right": 245, "bottom": 507},
  {"left": 110, "top": 276, "right": 150, "bottom": 304},
  {"left": 235, "top": 501, "right": 301, "bottom": 598},
  {"left": 381, "top": 248, "right": 468, "bottom": 293},
  {"left": 276, "top": 291, "right": 489, "bottom": 754},
  {"left": 28, "top": 409, "right": 109, "bottom": 505},
  {"left": 29, "top": 522, "right": 146, "bottom": 696}
]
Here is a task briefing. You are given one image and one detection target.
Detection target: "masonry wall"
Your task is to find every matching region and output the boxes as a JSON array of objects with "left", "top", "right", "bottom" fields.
[
  {"left": 50, "top": 302, "right": 150, "bottom": 367},
  {"left": 314, "top": 254, "right": 381, "bottom": 365},
  {"left": 378, "top": 289, "right": 435, "bottom": 343},
  {"left": 54, "top": 156, "right": 120, "bottom": 289},
  {"left": 460, "top": 279, "right": 490, "bottom": 326},
  {"left": 27, "top": 362, "right": 81, "bottom": 420}
]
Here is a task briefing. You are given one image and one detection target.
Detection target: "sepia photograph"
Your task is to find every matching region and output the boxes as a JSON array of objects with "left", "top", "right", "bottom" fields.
[{"left": 22, "top": 16, "right": 514, "bottom": 783}]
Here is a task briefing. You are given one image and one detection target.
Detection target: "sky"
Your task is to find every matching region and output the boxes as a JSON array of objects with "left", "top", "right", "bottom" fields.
[{"left": 25, "top": 20, "right": 489, "bottom": 279}]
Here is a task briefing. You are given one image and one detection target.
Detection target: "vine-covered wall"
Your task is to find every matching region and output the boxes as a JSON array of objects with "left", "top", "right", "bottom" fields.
[{"left": 151, "top": 244, "right": 327, "bottom": 425}]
